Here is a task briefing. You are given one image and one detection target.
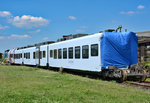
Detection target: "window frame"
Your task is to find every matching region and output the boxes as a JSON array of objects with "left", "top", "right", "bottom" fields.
[
  {"left": 68, "top": 47, "right": 73, "bottom": 59},
  {"left": 33, "top": 52, "right": 36, "bottom": 59},
  {"left": 50, "top": 50, "right": 53, "bottom": 58},
  {"left": 91, "top": 44, "right": 98, "bottom": 56},
  {"left": 58, "top": 49, "right": 62, "bottom": 59},
  {"left": 75, "top": 46, "right": 80, "bottom": 59},
  {"left": 63, "top": 48, "right": 67, "bottom": 59},
  {"left": 82, "top": 45, "right": 89, "bottom": 59},
  {"left": 54, "top": 49, "right": 57, "bottom": 59},
  {"left": 43, "top": 51, "right": 46, "bottom": 58}
]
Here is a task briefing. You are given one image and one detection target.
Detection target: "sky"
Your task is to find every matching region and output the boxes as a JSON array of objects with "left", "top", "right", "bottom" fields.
[{"left": 0, "top": 0, "right": 150, "bottom": 52}]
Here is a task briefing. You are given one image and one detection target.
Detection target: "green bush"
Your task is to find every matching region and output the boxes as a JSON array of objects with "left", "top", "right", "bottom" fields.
[
  {"left": 0, "top": 58, "right": 7, "bottom": 63},
  {"left": 140, "top": 61, "right": 150, "bottom": 69}
]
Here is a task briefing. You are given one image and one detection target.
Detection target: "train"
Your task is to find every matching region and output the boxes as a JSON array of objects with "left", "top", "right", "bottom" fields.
[{"left": 5, "top": 31, "right": 147, "bottom": 82}]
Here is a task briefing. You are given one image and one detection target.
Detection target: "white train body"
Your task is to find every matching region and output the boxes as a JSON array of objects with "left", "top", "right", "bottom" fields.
[
  {"left": 48, "top": 33, "right": 102, "bottom": 71},
  {"left": 8, "top": 32, "right": 138, "bottom": 72},
  {"left": 8, "top": 33, "right": 103, "bottom": 71},
  {"left": 7, "top": 32, "right": 148, "bottom": 82},
  {"left": 23, "top": 47, "right": 36, "bottom": 65}
]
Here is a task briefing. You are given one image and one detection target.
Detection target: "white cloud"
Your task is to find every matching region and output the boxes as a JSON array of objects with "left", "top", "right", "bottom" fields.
[
  {"left": 43, "top": 37, "right": 48, "bottom": 40},
  {"left": 76, "top": 29, "right": 85, "bottom": 33},
  {"left": 0, "top": 11, "right": 11, "bottom": 17},
  {"left": 68, "top": 16, "right": 76, "bottom": 20},
  {"left": 10, "top": 15, "right": 49, "bottom": 28},
  {"left": 8, "top": 34, "right": 31, "bottom": 39},
  {"left": 120, "top": 11, "right": 139, "bottom": 15},
  {"left": 137, "top": 5, "right": 145, "bottom": 9},
  {"left": 28, "top": 29, "right": 41, "bottom": 33},
  {"left": 0, "top": 25, "right": 9, "bottom": 30},
  {"left": 0, "top": 36, "right": 4, "bottom": 39}
]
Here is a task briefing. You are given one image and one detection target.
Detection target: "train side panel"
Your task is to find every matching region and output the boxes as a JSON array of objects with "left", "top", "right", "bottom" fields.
[
  {"left": 40, "top": 45, "right": 48, "bottom": 66},
  {"left": 48, "top": 33, "right": 102, "bottom": 72},
  {"left": 23, "top": 47, "right": 36, "bottom": 65},
  {"left": 14, "top": 49, "right": 23, "bottom": 64}
]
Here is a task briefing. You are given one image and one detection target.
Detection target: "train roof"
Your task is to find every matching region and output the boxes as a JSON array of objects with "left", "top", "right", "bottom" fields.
[
  {"left": 7, "top": 31, "right": 136, "bottom": 51},
  {"left": 12, "top": 33, "right": 100, "bottom": 50},
  {"left": 49, "top": 33, "right": 103, "bottom": 45},
  {"left": 15, "top": 41, "right": 55, "bottom": 50}
]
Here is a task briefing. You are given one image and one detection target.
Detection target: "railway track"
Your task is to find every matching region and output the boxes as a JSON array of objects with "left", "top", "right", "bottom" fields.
[{"left": 124, "top": 81, "right": 150, "bottom": 90}]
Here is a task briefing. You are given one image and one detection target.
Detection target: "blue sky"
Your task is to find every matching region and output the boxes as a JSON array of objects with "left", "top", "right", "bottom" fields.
[{"left": 0, "top": 0, "right": 150, "bottom": 52}]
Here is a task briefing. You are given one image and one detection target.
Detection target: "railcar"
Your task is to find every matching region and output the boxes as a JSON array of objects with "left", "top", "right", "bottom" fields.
[
  {"left": 8, "top": 32, "right": 147, "bottom": 82},
  {"left": 48, "top": 33, "right": 101, "bottom": 71},
  {"left": 23, "top": 46, "right": 36, "bottom": 65}
]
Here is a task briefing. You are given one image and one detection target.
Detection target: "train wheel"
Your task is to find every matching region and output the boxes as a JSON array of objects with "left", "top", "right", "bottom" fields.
[
  {"left": 117, "top": 69, "right": 127, "bottom": 83},
  {"left": 139, "top": 70, "right": 147, "bottom": 82}
]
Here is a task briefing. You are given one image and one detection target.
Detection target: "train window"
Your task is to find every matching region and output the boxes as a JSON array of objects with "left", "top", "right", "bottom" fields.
[
  {"left": 54, "top": 49, "right": 57, "bottom": 59},
  {"left": 35, "top": 51, "right": 38, "bottom": 59},
  {"left": 26, "top": 53, "right": 27, "bottom": 59},
  {"left": 43, "top": 51, "right": 46, "bottom": 58},
  {"left": 58, "top": 49, "right": 62, "bottom": 59},
  {"left": 25, "top": 53, "right": 27, "bottom": 58},
  {"left": 26, "top": 52, "right": 30, "bottom": 59},
  {"left": 69, "top": 47, "right": 73, "bottom": 59},
  {"left": 33, "top": 52, "right": 36, "bottom": 59},
  {"left": 91, "top": 44, "right": 98, "bottom": 56},
  {"left": 50, "top": 50, "right": 53, "bottom": 58},
  {"left": 24, "top": 53, "right": 25, "bottom": 58},
  {"left": 75, "top": 46, "right": 80, "bottom": 59},
  {"left": 20, "top": 53, "right": 22, "bottom": 58},
  {"left": 25, "top": 53, "right": 27, "bottom": 59},
  {"left": 26, "top": 53, "right": 28, "bottom": 59},
  {"left": 82, "top": 45, "right": 89, "bottom": 59},
  {"left": 63, "top": 48, "right": 67, "bottom": 59}
]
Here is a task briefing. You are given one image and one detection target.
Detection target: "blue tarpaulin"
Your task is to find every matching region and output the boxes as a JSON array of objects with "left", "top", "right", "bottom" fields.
[{"left": 101, "top": 32, "right": 138, "bottom": 69}]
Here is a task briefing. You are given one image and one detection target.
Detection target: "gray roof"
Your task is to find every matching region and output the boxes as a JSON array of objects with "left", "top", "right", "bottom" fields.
[{"left": 136, "top": 31, "right": 150, "bottom": 37}]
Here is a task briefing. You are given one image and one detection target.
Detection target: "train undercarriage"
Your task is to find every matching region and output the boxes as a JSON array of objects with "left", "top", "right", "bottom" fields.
[{"left": 101, "top": 65, "right": 148, "bottom": 83}]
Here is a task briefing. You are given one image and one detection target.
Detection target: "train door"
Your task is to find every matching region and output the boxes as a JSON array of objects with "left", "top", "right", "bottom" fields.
[
  {"left": 47, "top": 45, "right": 49, "bottom": 67},
  {"left": 35, "top": 46, "right": 40, "bottom": 66},
  {"left": 22, "top": 50, "right": 24, "bottom": 64},
  {"left": 40, "top": 45, "right": 49, "bottom": 66}
]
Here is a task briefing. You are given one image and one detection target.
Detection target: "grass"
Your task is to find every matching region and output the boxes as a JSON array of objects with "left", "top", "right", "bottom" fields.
[
  {"left": 0, "top": 58, "right": 5, "bottom": 62},
  {"left": 146, "top": 78, "right": 150, "bottom": 82},
  {"left": 0, "top": 65, "right": 150, "bottom": 103}
]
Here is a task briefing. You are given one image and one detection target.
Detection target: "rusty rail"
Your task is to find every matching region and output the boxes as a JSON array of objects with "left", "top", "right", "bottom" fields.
[{"left": 124, "top": 81, "right": 150, "bottom": 89}]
